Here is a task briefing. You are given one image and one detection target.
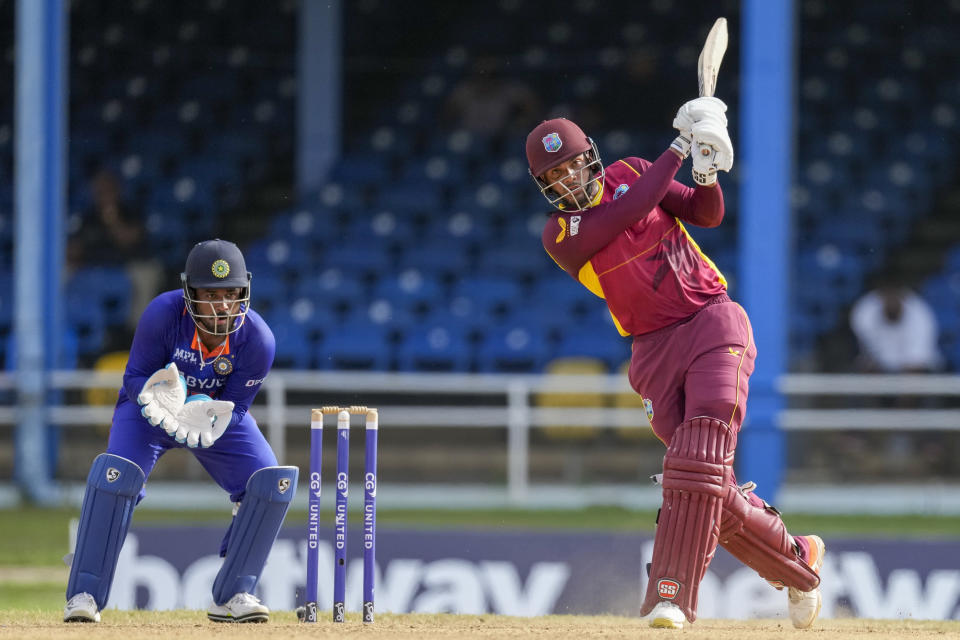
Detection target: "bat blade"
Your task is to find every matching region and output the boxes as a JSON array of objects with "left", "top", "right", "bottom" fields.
[{"left": 697, "top": 17, "right": 728, "bottom": 98}]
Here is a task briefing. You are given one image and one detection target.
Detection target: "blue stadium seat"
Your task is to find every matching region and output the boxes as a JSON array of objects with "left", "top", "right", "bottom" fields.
[
  {"left": 330, "top": 154, "right": 391, "bottom": 185},
  {"left": 553, "top": 321, "right": 631, "bottom": 370},
  {"left": 316, "top": 322, "right": 393, "bottom": 371},
  {"left": 475, "top": 241, "right": 551, "bottom": 278},
  {"left": 66, "top": 267, "right": 133, "bottom": 327},
  {"left": 475, "top": 319, "right": 551, "bottom": 373},
  {"left": 396, "top": 323, "right": 472, "bottom": 372},
  {"left": 372, "top": 270, "right": 445, "bottom": 311},
  {"left": 450, "top": 276, "right": 524, "bottom": 318},
  {"left": 397, "top": 240, "right": 471, "bottom": 276},
  {"left": 267, "top": 316, "right": 314, "bottom": 369},
  {"left": 292, "top": 268, "right": 365, "bottom": 316}
]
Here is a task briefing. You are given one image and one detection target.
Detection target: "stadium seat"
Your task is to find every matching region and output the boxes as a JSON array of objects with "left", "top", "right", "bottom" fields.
[
  {"left": 65, "top": 267, "right": 133, "bottom": 327},
  {"left": 475, "top": 320, "right": 551, "bottom": 373},
  {"left": 535, "top": 356, "right": 608, "bottom": 441},
  {"left": 316, "top": 322, "right": 393, "bottom": 371},
  {"left": 396, "top": 323, "right": 473, "bottom": 372},
  {"left": 268, "top": 316, "right": 314, "bottom": 369}
]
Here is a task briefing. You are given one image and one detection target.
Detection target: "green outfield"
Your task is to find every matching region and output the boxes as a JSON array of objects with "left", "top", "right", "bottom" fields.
[{"left": 3, "top": 506, "right": 959, "bottom": 611}]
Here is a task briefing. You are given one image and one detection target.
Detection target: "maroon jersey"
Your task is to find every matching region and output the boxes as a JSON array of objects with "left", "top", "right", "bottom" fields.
[{"left": 542, "top": 149, "right": 727, "bottom": 336}]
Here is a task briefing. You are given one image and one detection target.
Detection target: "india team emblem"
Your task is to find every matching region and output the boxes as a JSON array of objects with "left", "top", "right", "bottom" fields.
[
  {"left": 542, "top": 132, "right": 563, "bottom": 152},
  {"left": 211, "top": 259, "right": 230, "bottom": 279},
  {"left": 213, "top": 356, "right": 233, "bottom": 375}
]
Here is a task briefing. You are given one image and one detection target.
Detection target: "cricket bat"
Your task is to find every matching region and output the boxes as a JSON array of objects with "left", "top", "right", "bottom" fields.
[
  {"left": 698, "top": 17, "right": 728, "bottom": 99},
  {"left": 695, "top": 18, "right": 728, "bottom": 157}
]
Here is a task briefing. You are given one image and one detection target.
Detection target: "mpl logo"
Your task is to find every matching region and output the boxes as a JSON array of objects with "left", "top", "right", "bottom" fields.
[{"left": 657, "top": 578, "right": 680, "bottom": 600}]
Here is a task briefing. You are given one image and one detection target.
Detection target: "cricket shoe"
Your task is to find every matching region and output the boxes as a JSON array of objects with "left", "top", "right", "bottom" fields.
[
  {"left": 207, "top": 592, "right": 270, "bottom": 623},
  {"left": 64, "top": 592, "right": 100, "bottom": 623},
  {"left": 788, "top": 535, "right": 826, "bottom": 629},
  {"left": 648, "top": 601, "right": 686, "bottom": 629}
]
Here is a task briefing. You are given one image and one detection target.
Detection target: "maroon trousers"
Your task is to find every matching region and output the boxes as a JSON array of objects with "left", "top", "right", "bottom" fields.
[
  {"left": 628, "top": 297, "right": 818, "bottom": 621},
  {"left": 628, "top": 295, "right": 755, "bottom": 443}
]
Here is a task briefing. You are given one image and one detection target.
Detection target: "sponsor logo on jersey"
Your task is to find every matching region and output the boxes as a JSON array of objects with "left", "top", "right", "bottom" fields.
[
  {"left": 542, "top": 133, "right": 563, "bottom": 152},
  {"left": 569, "top": 215, "right": 581, "bottom": 236},
  {"left": 555, "top": 218, "right": 567, "bottom": 243},
  {"left": 173, "top": 347, "right": 198, "bottom": 364},
  {"left": 614, "top": 184, "right": 629, "bottom": 199}
]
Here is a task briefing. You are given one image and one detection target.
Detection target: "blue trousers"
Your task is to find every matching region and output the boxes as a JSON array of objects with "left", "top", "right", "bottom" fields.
[{"left": 107, "top": 398, "right": 278, "bottom": 504}]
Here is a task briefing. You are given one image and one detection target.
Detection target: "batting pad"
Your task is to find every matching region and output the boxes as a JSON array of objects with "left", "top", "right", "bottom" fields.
[
  {"left": 640, "top": 417, "right": 735, "bottom": 623},
  {"left": 67, "top": 453, "right": 145, "bottom": 609},
  {"left": 212, "top": 466, "right": 299, "bottom": 605},
  {"left": 719, "top": 483, "right": 820, "bottom": 592}
]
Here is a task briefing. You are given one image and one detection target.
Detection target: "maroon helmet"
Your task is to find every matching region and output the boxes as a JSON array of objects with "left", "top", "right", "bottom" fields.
[{"left": 525, "top": 118, "right": 604, "bottom": 211}]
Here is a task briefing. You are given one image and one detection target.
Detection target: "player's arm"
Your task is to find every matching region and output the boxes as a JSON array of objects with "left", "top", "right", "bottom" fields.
[
  {"left": 216, "top": 321, "right": 276, "bottom": 428},
  {"left": 122, "top": 295, "right": 178, "bottom": 405},
  {"left": 544, "top": 148, "right": 683, "bottom": 274},
  {"left": 658, "top": 171, "right": 725, "bottom": 228}
]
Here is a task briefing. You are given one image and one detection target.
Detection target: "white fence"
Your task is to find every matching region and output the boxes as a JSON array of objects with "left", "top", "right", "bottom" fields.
[{"left": 1, "top": 371, "right": 959, "bottom": 512}]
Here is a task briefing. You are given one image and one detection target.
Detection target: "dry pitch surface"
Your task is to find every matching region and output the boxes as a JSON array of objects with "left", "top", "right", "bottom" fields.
[{"left": 1, "top": 611, "right": 957, "bottom": 639}]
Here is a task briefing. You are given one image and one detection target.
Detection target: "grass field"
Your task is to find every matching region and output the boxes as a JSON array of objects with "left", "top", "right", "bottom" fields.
[{"left": 0, "top": 610, "right": 958, "bottom": 639}]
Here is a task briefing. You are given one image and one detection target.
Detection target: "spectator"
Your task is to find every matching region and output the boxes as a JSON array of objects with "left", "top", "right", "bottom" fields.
[
  {"left": 68, "top": 168, "right": 162, "bottom": 331},
  {"left": 442, "top": 57, "right": 541, "bottom": 135},
  {"left": 849, "top": 280, "right": 943, "bottom": 373}
]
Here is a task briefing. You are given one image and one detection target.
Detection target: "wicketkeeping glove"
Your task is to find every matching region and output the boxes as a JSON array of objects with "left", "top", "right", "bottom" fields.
[
  {"left": 137, "top": 363, "right": 186, "bottom": 433},
  {"left": 173, "top": 394, "right": 235, "bottom": 448},
  {"left": 691, "top": 114, "right": 734, "bottom": 185}
]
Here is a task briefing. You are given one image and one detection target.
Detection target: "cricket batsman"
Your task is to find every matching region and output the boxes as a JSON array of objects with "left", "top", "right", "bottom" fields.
[
  {"left": 524, "top": 99, "right": 824, "bottom": 629},
  {"left": 64, "top": 239, "right": 297, "bottom": 623}
]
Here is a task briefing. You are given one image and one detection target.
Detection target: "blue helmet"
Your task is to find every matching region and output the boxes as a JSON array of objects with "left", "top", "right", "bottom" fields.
[{"left": 180, "top": 239, "right": 252, "bottom": 335}]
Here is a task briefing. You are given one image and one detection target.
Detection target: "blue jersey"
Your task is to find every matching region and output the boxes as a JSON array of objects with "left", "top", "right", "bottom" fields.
[{"left": 120, "top": 290, "right": 275, "bottom": 430}]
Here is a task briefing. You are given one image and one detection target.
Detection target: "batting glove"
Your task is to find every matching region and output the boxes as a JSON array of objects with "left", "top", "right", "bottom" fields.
[{"left": 691, "top": 115, "right": 734, "bottom": 185}]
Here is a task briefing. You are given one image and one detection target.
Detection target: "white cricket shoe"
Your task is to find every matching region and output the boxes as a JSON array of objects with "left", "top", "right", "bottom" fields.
[
  {"left": 207, "top": 592, "right": 270, "bottom": 623},
  {"left": 648, "top": 601, "right": 686, "bottom": 629},
  {"left": 64, "top": 592, "right": 100, "bottom": 623},
  {"left": 789, "top": 535, "right": 826, "bottom": 629}
]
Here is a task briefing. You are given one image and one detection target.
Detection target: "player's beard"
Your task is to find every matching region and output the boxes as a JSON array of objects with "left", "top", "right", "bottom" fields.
[
  {"left": 200, "top": 310, "right": 233, "bottom": 335},
  {"left": 561, "top": 179, "right": 597, "bottom": 209}
]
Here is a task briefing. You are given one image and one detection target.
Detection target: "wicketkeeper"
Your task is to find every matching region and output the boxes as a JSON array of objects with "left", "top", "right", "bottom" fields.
[
  {"left": 64, "top": 239, "right": 297, "bottom": 623},
  {"left": 524, "top": 99, "right": 824, "bottom": 629}
]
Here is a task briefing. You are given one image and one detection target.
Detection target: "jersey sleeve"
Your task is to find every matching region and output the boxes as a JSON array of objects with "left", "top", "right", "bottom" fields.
[
  {"left": 658, "top": 171, "right": 725, "bottom": 228},
  {"left": 122, "top": 295, "right": 179, "bottom": 404},
  {"left": 543, "top": 149, "right": 683, "bottom": 275},
  {"left": 218, "top": 321, "right": 276, "bottom": 427}
]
